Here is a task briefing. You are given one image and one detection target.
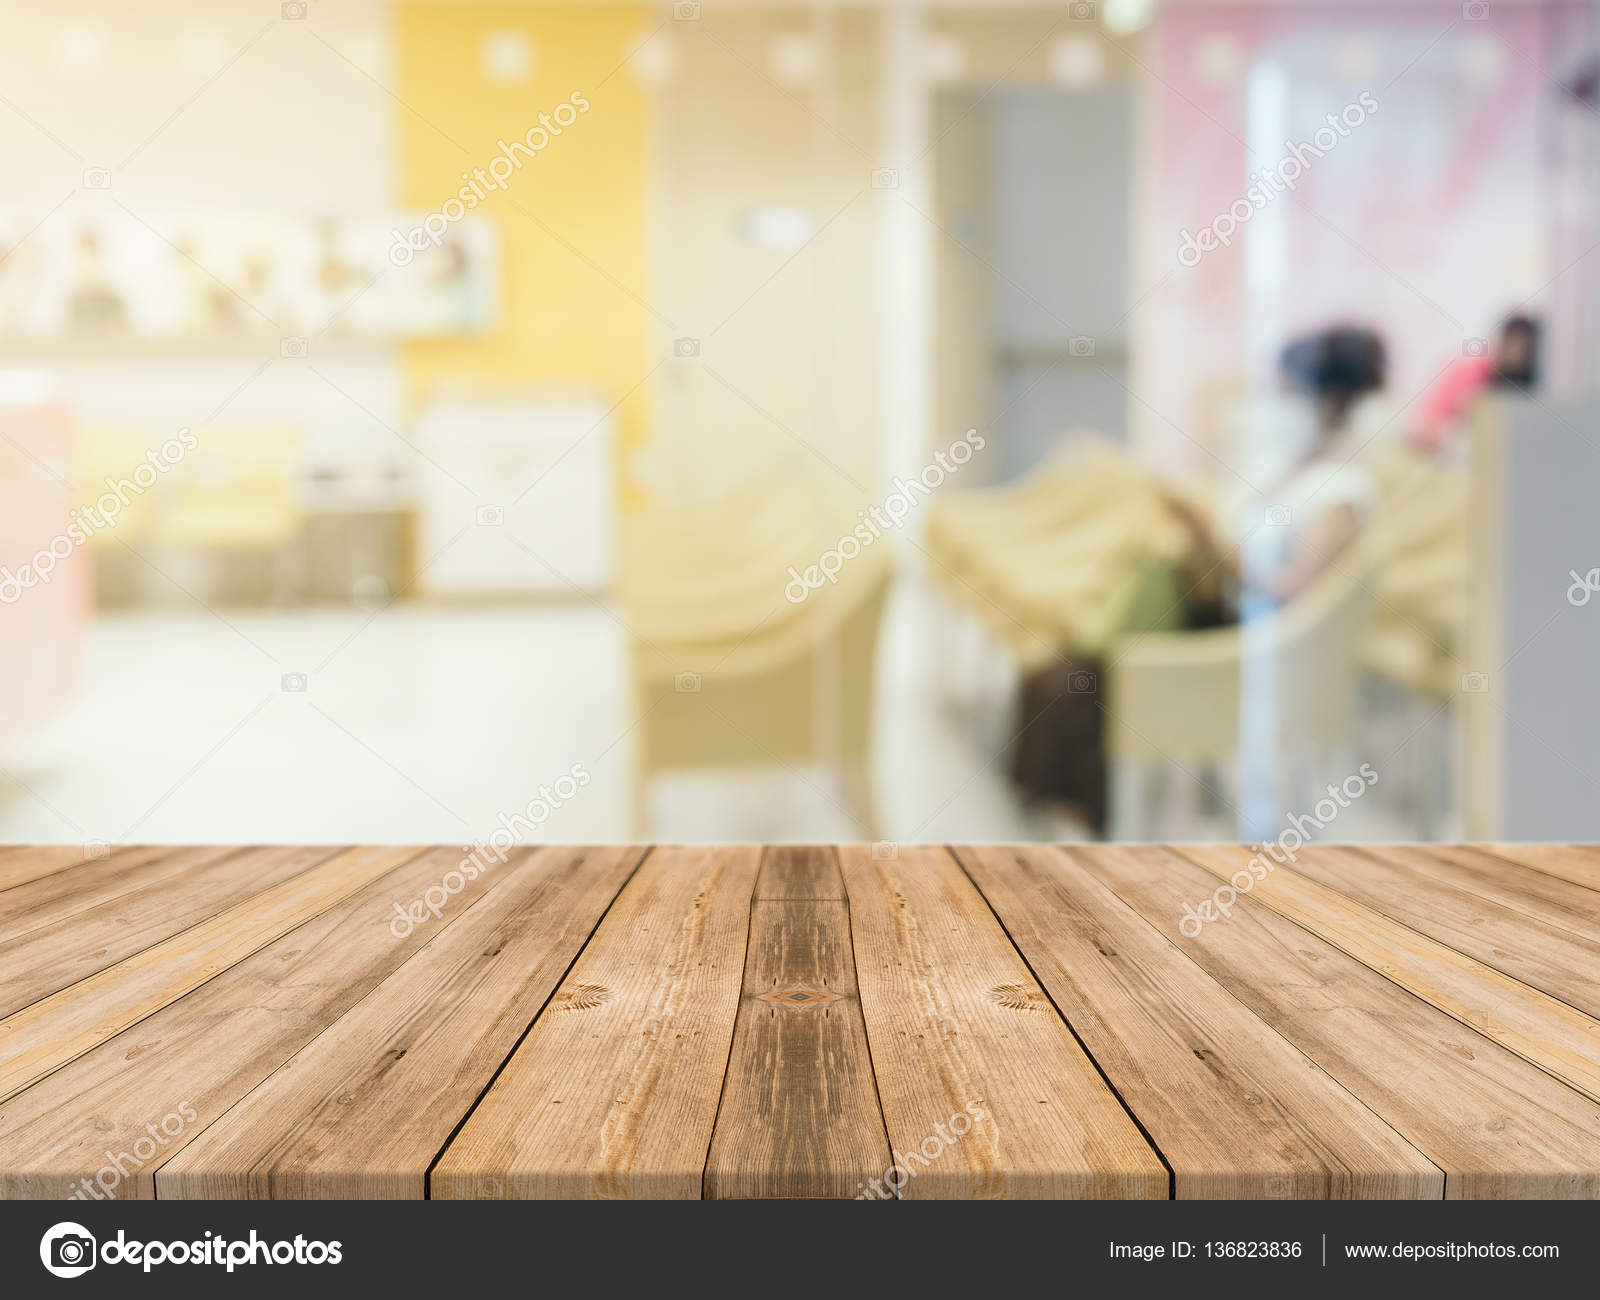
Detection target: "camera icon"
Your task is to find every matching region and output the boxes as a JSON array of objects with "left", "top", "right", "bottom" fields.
[
  {"left": 1068, "top": 670, "right": 1097, "bottom": 694},
  {"left": 871, "top": 167, "right": 899, "bottom": 190},
  {"left": 40, "top": 1223, "right": 97, "bottom": 1278},
  {"left": 81, "top": 167, "right": 111, "bottom": 190},
  {"left": 1069, "top": 0, "right": 1098, "bottom": 19},
  {"left": 282, "top": 0, "right": 309, "bottom": 18},
  {"left": 871, "top": 841, "right": 898, "bottom": 860},
  {"left": 1461, "top": 671, "right": 1490, "bottom": 694},
  {"left": 674, "top": 337, "right": 700, "bottom": 358},
  {"left": 281, "top": 672, "right": 308, "bottom": 693},
  {"left": 476, "top": 504, "right": 505, "bottom": 526},
  {"left": 1264, "top": 503, "right": 1292, "bottom": 527},
  {"left": 675, "top": 671, "right": 701, "bottom": 693},
  {"left": 1462, "top": 0, "right": 1489, "bottom": 20},
  {"left": 280, "top": 336, "right": 308, "bottom": 358},
  {"left": 1068, "top": 335, "right": 1096, "bottom": 357},
  {"left": 674, "top": 0, "right": 700, "bottom": 19},
  {"left": 1462, "top": 337, "right": 1489, "bottom": 357},
  {"left": 82, "top": 840, "right": 110, "bottom": 860}
]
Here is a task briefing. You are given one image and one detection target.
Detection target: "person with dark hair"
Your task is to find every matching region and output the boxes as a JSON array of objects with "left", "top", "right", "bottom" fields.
[
  {"left": 1280, "top": 324, "right": 1388, "bottom": 430},
  {"left": 1009, "top": 324, "right": 1386, "bottom": 831},
  {"left": 1168, "top": 323, "right": 1385, "bottom": 610},
  {"left": 1233, "top": 324, "right": 1385, "bottom": 603},
  {"left": 1415, "top": 313, "right": 1541, "bottom": 448},
  {"left": 1493, "top": 314, "right": 1539, "bottom": 389}
]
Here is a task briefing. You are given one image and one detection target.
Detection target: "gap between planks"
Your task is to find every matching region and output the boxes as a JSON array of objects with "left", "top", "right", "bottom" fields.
[
  {"left": 950, "top": 845, "right": 1442, "bottom": 1199},
  {"left": 1174, "top": 845, "right": 1600, "bottom": 1106},
  {"left": 0, "top": 847, "right": 429, "bottom": 1104}
]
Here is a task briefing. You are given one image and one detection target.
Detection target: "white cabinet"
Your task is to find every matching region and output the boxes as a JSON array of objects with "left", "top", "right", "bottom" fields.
[{"left": 415, "top": 392, "right": 614, "bottom": 596}]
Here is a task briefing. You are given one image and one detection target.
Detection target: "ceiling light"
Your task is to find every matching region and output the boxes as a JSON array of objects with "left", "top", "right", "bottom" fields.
[
  {"left": 628, "top": 32, "right": 678, "bottom": 87},
  {"left": 1101, "top": 0, "right": 1154, "bottom": 38},
  {"left": 771, "top": 33, "right": 821, "bottom": 85},
  {"left": 481, "top": 31, "right": 534, "bottom": 84},
  {"left": 1050, "top": 34, "right": 1105, "bottom": 88}
]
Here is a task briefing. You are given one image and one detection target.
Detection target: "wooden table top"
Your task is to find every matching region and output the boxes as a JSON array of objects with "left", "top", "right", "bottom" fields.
[{"left": 1, "top": 842, "right": 1597, "bottom": 1200}]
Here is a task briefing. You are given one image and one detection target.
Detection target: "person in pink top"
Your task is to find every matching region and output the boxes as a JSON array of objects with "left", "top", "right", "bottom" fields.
[{"left": 1414, "top": 314, "right": 1540, "bottom": 449}]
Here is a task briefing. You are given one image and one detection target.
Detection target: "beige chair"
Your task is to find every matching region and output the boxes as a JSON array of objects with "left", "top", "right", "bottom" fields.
[
  {"left": 151, "top": 423, "right": 305, "bottom": 603},
  {"left": 925, "top": 437, "right": 1194, "bottom": 692},
  {"left": 76, "top": 423, "right": 169, "bottom": 605},
  {"left": 924, "top": 434, "right": 1141, "bottom": 595},
  {"left": 621, "top": 477, "right": 892, "bottom": 839},
  {"left": 1360, "top": 438, "right": 1467, "bottom": 698},
  {"left": 1105, "top": 538, "right": 1376, "bottom": 838}
]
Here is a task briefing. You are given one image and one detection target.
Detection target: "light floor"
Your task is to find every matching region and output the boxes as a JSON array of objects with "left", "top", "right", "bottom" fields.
[{"left": 0, "top": 579, "right": 1432, "bottom": 846}]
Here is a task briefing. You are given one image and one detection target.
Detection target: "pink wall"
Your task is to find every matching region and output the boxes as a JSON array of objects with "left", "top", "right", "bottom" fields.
[
  {"left": 0, "top": 384, "right": 85, "bottom": 744},
  {"left": 1141, "top": 1, "right": 1581, "bottom": 458}
]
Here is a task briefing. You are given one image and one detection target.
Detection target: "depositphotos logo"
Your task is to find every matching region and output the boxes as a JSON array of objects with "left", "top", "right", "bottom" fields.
[
  {"left": 40, "top": 1222, "right": 343, "bottom": 1278},
  {"left": 41, "top": 1223, "right": 96, "bottom": 1279}
]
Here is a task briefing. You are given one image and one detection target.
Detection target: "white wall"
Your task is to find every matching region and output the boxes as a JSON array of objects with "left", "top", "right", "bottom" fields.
[
  {"left": 0, "top": 0, "right": 402, "bottom": 447},
  {"left": 641, "top": 6, "right": 884, "bottom": 503}
]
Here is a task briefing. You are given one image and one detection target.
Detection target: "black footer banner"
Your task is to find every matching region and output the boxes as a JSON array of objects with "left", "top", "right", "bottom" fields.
[{"left": 8, "top": 1198, "right": 1595, "bottom": 1294}]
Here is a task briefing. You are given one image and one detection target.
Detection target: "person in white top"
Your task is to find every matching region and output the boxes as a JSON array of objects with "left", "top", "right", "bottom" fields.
[
  {"left": 1008, "top": 327, "right": 1387, "bottom": 831},
  {"left": 1172, "top": 326, "right": 1385, "bottom": 614},
  {"left": 1247, "top": 328, "right": 1383, "bottom": 605}
]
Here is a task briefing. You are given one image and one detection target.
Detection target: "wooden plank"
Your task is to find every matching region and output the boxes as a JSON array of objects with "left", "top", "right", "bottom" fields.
[
  {"left": 955, "top": 845, "right": 1441, "bottom": 1199},
  {"left": 1083, "top": 846, "right": 1600, "bottom": 1197},
  {"left": 1483, "top": 844, "right": 1600, "bottom": 895},
  {"left": 0, "top": 845, "right": 138, "bottom": 896},
  {"left": 0, "top": 845, "right": 420, "bottom": 1103},
  {"left": 752, "top": 843, "right": 846, "bottom": 900},
  {"left": 1387, "top": 845, "right": 1600, "bottom": 938},
  {"left": 432, "top": 845, "right": 760, "bottom": 1200},
  {"left": 160, "top": 846, "right": 647, "bottom": 1199},
  {"left": 0, "top": 846, "right": 500, "bottom": 1200},
  {"left": 704, "top": 847, "right": 889, "bottom": 1198},
  {"left": 1176, "top": 844, "right": 1600, "bottom": 1104},
  {"left": 838, "top": 845, "right": 1167, "bottom": 1199},
  {"left": 2, "top": 840, "right": 1596, "bottom": 1203},
  {"left": 0, "top": 846, "right": 229, "bottom": 935},
  {"left": 0, "top": 846, "right": 344, "bottom": 1017},
  {"left": 1278, "top": 846, "right": 1600, "bottom": 1016}
]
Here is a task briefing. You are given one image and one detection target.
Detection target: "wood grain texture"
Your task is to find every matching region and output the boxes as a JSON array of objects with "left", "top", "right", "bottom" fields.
[
  {"left": 0, "top": 843, "right": 1597, "bottom": 1200},
  {"left": 752, "top": 844, "right": 847, "bottom": 901},
  {"left": 1087, "top": 846, "right": 1600, "bottom": 1197},
  {"left": 955, "top": 845, "right": 1441, "bottom": 1199},
  {"left": 158, "top": 846, "right": 645, "bottom": 1199},
  {"left": 1177, "top": 845, "right": 1600, "bottom": 1104},
  {"left": 0, "top": 846, "right": 492, "bottom": 1200},
  {"left": 839, "top": 845, "right": 1168, "bottom": 1199},
  {"left": 1382, "top": 845, "right": 1600, "bottom": 940},
  {"left": 704, "top": 847, "right": 889, "bottom": 1198},
  {"left": 1279, "top": 846, "right": 1600, "bottom": 1016},
  {"left": 0, "top": 846, "right": 343, "bottom": 1018},
  {"left": 432, "top": 845, "right": 760, "bottom": 1199},
  {"left": 0, "top": 846, "right": 215, "bottom": 934},
  {"left": 0, "top": 845, "right": 116, "bottom": 895},
  {"left": 1482, "top": 844, "right": 1600, "bottom": 895},
  {"left": 0, "top": 846, "right": 420, "bottom": 1103}
]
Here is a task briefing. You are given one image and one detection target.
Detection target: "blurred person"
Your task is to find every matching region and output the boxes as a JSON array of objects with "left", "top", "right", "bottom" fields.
[
  {"left": 1156, "top": 324, "right": 1385, "bottom": 615},
  {"left": 1233, "top": 324, "right": 1384, "bottom": 604},
  {"left": 1413, "top": 313, "right": 1540, "bottom": 450},
  {"left": 1010, "top": 325, "right": 1385, "bottom": 831}
]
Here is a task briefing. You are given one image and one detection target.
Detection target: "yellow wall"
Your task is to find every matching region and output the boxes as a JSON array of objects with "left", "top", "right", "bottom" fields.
[{"left": 396, "top": 3, "right": 650, "bottom": 504}]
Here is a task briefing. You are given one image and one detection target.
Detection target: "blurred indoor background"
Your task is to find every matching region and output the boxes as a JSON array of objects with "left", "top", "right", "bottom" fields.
[{"left": 2, "top": 0, "right": 1598, "bottom": 847}]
